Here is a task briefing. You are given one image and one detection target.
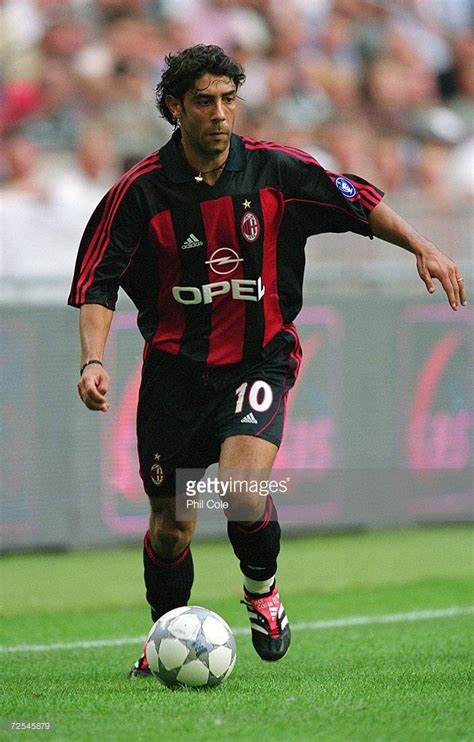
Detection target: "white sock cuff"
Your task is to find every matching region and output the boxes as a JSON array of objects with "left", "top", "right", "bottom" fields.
[{"left": 244, "top": 575, "right": 275, "bottom": 595}]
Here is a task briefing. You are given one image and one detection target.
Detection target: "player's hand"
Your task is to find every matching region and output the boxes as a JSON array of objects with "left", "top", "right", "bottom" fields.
[
  {"left": 415, "top": 243, "right": 467, "bottom": 311},
  {"left": 77, "top": 364, "right": 110, "bottom": 412}
]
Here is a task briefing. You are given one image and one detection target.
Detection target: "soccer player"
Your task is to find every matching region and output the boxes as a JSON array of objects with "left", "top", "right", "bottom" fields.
[{"left": 68, "top": 45, "right": 467, "bottom": 676}]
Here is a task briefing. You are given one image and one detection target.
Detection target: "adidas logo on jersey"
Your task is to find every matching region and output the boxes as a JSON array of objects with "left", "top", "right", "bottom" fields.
[
  {"left": 240, "top": 412, "right": 258, "bottom": 424},
  {"left": 181, "top": 233, "right": 204, "bottom": 249}
]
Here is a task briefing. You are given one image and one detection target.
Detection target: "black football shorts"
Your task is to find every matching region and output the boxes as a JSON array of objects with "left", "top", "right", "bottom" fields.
[{"left": 137, "top": 328, "right": 302, "bottom": 497}]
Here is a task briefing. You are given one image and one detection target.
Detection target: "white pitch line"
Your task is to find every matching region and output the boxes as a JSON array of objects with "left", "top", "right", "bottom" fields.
[{"left": 1, "top": 606, "right": 472, "bottom": 655}]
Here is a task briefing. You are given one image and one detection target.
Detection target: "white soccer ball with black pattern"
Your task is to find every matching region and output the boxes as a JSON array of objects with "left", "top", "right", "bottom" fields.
[{"left": 145, "top": 606, "right": 237, "bottom": 688}]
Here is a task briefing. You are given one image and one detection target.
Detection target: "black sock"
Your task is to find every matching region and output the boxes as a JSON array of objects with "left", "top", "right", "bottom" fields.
[
  {"left": 227, "top": 496, "right": 281, "bottom": 582},
  {"left": 143, "top": 529, "right": 194, "bottom": 623}
]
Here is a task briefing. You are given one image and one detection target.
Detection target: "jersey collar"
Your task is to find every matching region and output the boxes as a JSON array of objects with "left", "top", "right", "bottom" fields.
[{"left": 160, "top": 130, "right": 246, "bottom": 183}]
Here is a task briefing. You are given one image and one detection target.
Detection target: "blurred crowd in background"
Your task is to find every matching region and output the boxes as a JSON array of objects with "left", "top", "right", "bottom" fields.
[{"left": 1, "top": 0, "right": 473, "bottom": 281}]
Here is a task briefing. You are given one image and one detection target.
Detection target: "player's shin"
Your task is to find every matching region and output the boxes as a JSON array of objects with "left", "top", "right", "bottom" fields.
[
  {"left": 226, "top": 495, "right": 291, "bottom": 661},
  {"left": 143, "top": 529, "right": 194, "bottom": 622},
  {"left": 226, "top": 494, "right": 280, "bottom": 589}
]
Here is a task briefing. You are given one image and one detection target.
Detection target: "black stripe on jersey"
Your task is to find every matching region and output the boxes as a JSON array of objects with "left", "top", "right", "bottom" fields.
[
  {"left": 171, "top": 203, "right": 210, "bottom": 361},
  {"left": 234, "top": 193, "right": 265, "bottom": 359}
]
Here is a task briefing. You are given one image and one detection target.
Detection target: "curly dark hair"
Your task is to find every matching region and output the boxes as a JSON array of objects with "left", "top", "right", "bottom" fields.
[{"left": 155, "top": 45, "right": 246, "bottom": 125}]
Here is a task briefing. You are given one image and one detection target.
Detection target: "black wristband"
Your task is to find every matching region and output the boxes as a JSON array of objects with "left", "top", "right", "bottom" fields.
[{"left": 80, "top": 359, "right": 103, "bottom": 376}]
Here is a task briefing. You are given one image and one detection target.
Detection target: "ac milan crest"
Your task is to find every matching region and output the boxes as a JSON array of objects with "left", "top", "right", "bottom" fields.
[
  {"left": 150, "top": 453, "right": 164, "bottom": 487},
  {"left": 241, "top": 211, "right": 260, "bottom": 243}
]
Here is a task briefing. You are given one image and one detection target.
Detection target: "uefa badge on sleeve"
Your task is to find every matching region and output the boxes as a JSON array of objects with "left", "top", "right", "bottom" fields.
[
  {"left": 150, "top": 453, "right": 165, "bottom": 487},
  {"left": 335, "top": 176, "right": 357, "bottom": 199}
]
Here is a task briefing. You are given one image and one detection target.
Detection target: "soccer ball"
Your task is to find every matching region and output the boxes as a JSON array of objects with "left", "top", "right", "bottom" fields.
[{"left": 145, "top": 606, "right": 237, "bottom": 689}]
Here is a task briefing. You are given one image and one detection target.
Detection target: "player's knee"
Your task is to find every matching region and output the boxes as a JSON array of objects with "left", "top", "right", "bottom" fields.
[
  {"left": 149, "top": 521, "right": 193, "bottom": 559},
  {"left": 223, "top": 491, "right": 266, "bottom": 525},
  {"left": 148, "top": 512, "right": 194, "bottom": 559}
]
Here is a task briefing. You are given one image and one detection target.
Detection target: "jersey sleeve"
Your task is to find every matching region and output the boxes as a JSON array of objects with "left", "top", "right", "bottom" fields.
[
  {"left": 68, "top": 180, "right": 145, "bottom": 309},
  {"left": 285, "top": 157, "right": 384, "bottom": 239}
]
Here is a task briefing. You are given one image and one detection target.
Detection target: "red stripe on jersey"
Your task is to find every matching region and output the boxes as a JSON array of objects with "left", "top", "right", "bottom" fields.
[
  {"left": 341, "top": 176, "right": 383, "bottom": 204},
  {"left": 329, "top": 186, "right": 379, "bottom": 210},
  {"left": 359, "top": 192, "right": 380, "bottom": 210},
  {"left": 149, "top": 209, "right": 186, "bottom": 354},
  {"left": 327, "top": 172, "right": 382, "bottom": 209},
  {"left": 284, "top": 196, "right": 369, "bottom": 225},
  {"left": 260, "top": 188, "right": 284, "bottom": 344},
  {"left": 265, "top": 143, "right": 321, "bottom": 165},
  {"left": 200, "top": 196, "right": 245, "bottom": 365},
  {"left": 74, "top": 187, "right": 116, "bottom": 305},
  {"left": 75, "top": 154, "right": 159, "bottom": 303},
  {"left": 75, "top": 154, "right": 161, "bottom": 304},
  {"left": 242, "top": 138, "right": 320, "bottom": 166},
  {"left": 79, "top": 160, "right": 161, "bottom": 304},
  {"left": 242, "top": 136, "right": 321, "bottom": 163}
]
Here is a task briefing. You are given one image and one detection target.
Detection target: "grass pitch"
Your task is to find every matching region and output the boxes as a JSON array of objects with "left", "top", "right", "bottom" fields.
[{"left": 2, "top": 526, "right": 473, "bottom": 741}]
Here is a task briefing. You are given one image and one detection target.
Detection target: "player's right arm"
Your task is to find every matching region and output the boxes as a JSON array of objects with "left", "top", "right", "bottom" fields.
[
  {"left": 70, "top": 160, "right": 157, "bottom": 410},
  {"left": 77, "top": 303, "right": 113, "bottom": 412}
]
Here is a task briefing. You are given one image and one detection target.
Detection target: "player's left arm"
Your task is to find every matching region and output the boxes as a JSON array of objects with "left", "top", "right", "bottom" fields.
[{"left": 369, "top": 201, "right": 467, "bottom": 311}]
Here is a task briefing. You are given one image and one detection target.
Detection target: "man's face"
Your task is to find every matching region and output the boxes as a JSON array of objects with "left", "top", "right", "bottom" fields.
[{"left": 167, "top": 74, "right": 237, "bottom": 159}]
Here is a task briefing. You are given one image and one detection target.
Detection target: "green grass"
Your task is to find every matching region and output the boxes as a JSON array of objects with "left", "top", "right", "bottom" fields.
[{"left": 2, "top": 526, "right": 473, "bottom": 741}]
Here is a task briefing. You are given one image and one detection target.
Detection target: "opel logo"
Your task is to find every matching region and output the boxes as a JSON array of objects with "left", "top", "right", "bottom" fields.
[{"left": 205, "top": 247, "right": 243, "bottom": 276}]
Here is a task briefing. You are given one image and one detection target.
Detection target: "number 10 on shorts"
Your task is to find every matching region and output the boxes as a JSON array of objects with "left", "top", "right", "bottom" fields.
[{"left": 235, "top": 380, "right": 273, "bottom": 414}]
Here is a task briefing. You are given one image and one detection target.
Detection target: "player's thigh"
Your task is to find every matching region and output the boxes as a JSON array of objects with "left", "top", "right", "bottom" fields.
[
  {"left": 220, "top": 434, "right": 278, "bottom": 474},
  {"left": 218, "top": 435, "right": 278, "bottom": 521},
  {"left": 137, "top": 350, "right": 219, "bottom": 498},
  {"left": 215, "top": 345, "right": 299, "bottom": 451},
  {"left": 214, "top": 345, "right": 299, "bottom": 519}
]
